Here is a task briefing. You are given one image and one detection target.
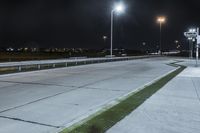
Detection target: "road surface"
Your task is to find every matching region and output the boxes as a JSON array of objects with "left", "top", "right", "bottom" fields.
[{"left": 0, "top": 57, "right": 175, "bottom": 133}]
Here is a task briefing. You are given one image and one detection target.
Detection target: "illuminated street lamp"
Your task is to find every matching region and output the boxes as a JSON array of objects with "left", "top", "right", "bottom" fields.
[
  {"left": 175, "top": 40, "right": 179, "bottom": 44},
  {"left": 175, "top": 40, "right": 180, "bottom": 49},
  {"left": 103, "top": 36, "right": 107, "bottom": 42},
  {"left": 157, "top": 16, "right": 166, "bottom": 55},
  {"left": 110, "top": 3, "right": 125, "bottom": 57}
]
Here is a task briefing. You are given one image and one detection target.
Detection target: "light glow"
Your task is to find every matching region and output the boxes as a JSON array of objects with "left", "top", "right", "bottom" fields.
[
  {"left": 189, "top": 28, "right": 196, "bottom": 33},
  {"left": 114, "top": 3, "right": 125, "bottom": 13},
  {"left": 157, "top": 17, "right": 166, "bottom": 23}
]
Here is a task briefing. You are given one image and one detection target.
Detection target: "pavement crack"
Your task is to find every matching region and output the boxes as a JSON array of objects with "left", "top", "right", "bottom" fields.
[
  {"left": 78, "top": 70, "right": 137, "bottom": 88},
  {"left": 0, "top": 115, "right": 61, "bottom": 128},
  {"left": 0, "top": 80, "right": 81, "bottom": 89},
  {"left": 0, "top": 88, "right": 79, "bottom": 113},
  {"left": 0, "top": 80, "right": 67, "bottom": 87},
  {"left": 83, "top": 86, "right": 126, "bottom": 92}
]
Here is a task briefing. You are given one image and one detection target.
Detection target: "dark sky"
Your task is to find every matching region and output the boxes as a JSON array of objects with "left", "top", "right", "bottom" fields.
[{"left": 0, "top": 0, "right": 199, "bottom": 50}]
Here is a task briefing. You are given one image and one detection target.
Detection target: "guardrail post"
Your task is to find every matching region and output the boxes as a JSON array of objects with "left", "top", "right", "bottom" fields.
[
  {"left": 53, "top": 64, "right": 55, "bottom": 68},
  {"left": 38, "top": 64, "right": 41, "bottom": 70},
  {"left": 18, "top": 66, "right": 21, "bottom": 71},
  {"left": 65, "top": 62, "right": 68, "bottom": 67}
]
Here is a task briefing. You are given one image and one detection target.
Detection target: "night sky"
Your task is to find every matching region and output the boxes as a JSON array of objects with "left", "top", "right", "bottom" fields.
[{"left": 0, "top": 0, "right": 199, "bottom": 50}]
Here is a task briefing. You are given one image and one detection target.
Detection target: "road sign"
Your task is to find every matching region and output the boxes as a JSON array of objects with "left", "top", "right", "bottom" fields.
[
  {"left": 184, "top": 28, "right": 200, "bottom": 66},
  {"left": 184, "top": 32, "right": 197, "bottom": 38}
]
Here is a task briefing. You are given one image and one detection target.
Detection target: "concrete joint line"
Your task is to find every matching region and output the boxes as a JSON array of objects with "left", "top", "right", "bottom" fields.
[
  {"left": 191, "top": 78, "right": 200, "bottom": 102},
  {"left": 0, "top": 115, "right": 61, "bottom": 128},
  {"left": 0, "top": 88, "right": 79, "bottom": 113}
]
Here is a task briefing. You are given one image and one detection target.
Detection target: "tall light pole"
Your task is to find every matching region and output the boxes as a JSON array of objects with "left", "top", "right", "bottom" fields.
[
  {"left": 157, "top": 16, "right": 166, "bottom": 55},
  {"left": 110, "top": 3, "right": 125, "bottom": 57}
]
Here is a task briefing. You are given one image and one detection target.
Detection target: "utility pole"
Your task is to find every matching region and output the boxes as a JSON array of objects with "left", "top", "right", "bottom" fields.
[{"left": 196, "top": 28, "right": 200, "bottom": 66}]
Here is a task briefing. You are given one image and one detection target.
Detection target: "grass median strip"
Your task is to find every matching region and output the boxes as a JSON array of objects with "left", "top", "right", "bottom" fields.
[{"left": 61, "top": 64, "right": 186, "bottom": 133}]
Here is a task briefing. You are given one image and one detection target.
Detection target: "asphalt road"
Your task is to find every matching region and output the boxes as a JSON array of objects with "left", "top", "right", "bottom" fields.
[{"left": 0, "top": 57, "right": 175, "bottom": 133}]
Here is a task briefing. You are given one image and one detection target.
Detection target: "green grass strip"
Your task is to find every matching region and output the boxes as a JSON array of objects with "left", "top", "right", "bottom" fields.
[{"left": 61, "top": 64, "right": 186, "bottom": 133}]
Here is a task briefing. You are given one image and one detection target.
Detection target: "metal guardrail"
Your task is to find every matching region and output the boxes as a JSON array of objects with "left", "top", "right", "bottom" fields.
[{"left": 0, "top": 55, "right": 158, "bottom": 73}]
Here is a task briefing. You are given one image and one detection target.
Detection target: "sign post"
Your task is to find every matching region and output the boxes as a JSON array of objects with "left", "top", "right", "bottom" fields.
[
  {"left": 184, "top": 28, "right": 199, "bottom": 67},
  {"left": 196, "top": 29, "right": 200, "bottom": 66},
  {"left": 189, "top": 39, "right": 193, "bottom": 58},
  {"left": 196, "top": 44, "right": 199, "bottom": 66}
]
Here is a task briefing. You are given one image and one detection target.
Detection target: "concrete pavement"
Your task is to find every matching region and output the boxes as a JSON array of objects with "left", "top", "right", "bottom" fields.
[
  {"left": 107, "top": 59, "right": 200, "bottom": 133},
  {"left": 0, "top": 57, "right": 175, "bottom": 133}
]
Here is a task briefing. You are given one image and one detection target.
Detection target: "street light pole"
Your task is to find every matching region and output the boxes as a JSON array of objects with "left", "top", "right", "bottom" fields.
[
  {"left": 110, "top": 3, "right": 125, "bottom": 58},
  {"left": 111, "top": 10, "right": 114, "bottom": 57},
  {"left": 157, "top": 16, "right": 166, "bottom": 55},
  {"left": 159, "top": 22, "right": 162, "bottom": 54},
  {"left": 189, "top": 39, "right": 193, "bottom": 58}
]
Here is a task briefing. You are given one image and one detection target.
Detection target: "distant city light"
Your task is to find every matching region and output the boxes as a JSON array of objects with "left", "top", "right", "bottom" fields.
[
  {"left": 175, "top": 40, "right": 179, "bottom": 44},
  {"left": 103, "top": 36, "right": 107, "bottom": 40},
  {"left": 6, "top": 47, "right": 14, "bottom": 52}
]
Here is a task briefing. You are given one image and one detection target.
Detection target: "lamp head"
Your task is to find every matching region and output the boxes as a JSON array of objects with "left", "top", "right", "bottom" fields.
[
  {"left": 114, "top": 3, "right": 125, "bottom": 13},
  {"left": 157, "top": 16, "right": 166, "bottom": 23}
]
